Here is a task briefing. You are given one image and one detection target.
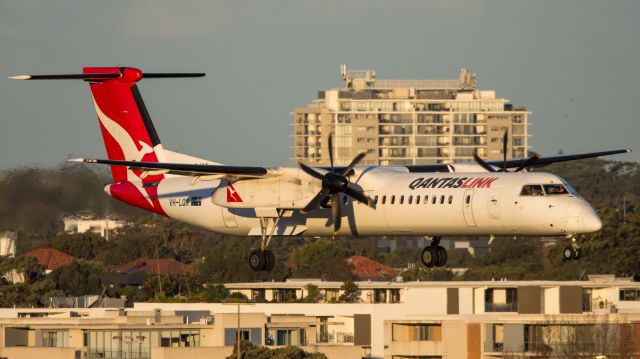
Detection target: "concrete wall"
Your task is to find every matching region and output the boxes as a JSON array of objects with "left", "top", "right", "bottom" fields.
[
  {"left": 151, "top": 346, "right": 232, "bottom": 359},
  {"left": 0, "top": 347, "right": 77, "bottom": 359}
]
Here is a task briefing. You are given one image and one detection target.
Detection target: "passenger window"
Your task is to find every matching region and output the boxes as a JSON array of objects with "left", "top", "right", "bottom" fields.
[
  {"left": 382, "top": 196, "right": 386, "bottom": 205},
  {"left": 400, "top": 195, "right": 404, "bottom": 205},
  {"left": 391, "top": 195, "right": 396, "bottom": 204},
  {"left": 465, "top": 195, "right": 471, "bottom": 204},
  {"left": 432, "top": 196, "right": 436, "bottom": 205},
  {"left": 448, "top": 195, "right": 453, "bottom": 204},
  {"left": 408, "top": 195, "right": 413, "bottom": 205},
  {"left": 373, "top": 195, "right": 378, "bottom": 205},
  {"left": 416, "top": 195, "right": 421, "bottom": 204},
  {"left": 520, "top": 185, "right": 544, "bottom": 196},
  {"left": 544, "top": 184, "right": 569, "bottom": 195},
  {"left": 440, "top": 195, "right": 445, "bottom": 204}
]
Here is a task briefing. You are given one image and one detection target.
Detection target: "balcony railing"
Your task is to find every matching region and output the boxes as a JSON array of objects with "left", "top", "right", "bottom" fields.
[
  {"left": 485, "top": 302, "right": 518, "bottom": 312},
  {"left": 88, "top": 350, "right": 150, "bottom": 359}
]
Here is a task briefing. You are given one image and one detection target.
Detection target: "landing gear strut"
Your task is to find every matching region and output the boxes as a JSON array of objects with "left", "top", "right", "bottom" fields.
[
  {"left": 421, "top": 236, "right": 448, "bottom": 268},
  {"left": 563, "top": 235, "right": 582, "bottom": 260},
  {"left": 249, "top": 211, "right": 283, "bottom": 272}
]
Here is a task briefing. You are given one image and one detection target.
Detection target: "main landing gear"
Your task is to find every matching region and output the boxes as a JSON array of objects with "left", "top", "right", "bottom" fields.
[
  {"left": 563, "top": 235, "right": 582, "bottom": 260},
  {"left": 421, "top": 236, "right": 448, "bottom": 268},
  {"left": 249, "top": 211, "right": 283, "bottom": 272}
]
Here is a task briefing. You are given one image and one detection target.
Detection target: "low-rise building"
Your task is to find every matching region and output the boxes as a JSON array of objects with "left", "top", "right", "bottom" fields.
[
  {"left": 63, "top": 216, "right": 128, "bottom": 239},
  {"left": 1, "top": 276, "right": 640, "bottom": 358}
]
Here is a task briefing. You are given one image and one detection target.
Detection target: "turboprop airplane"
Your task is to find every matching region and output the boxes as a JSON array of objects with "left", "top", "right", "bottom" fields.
[{"left": 10, "top": 67, "right": 631, "bottom": 272}]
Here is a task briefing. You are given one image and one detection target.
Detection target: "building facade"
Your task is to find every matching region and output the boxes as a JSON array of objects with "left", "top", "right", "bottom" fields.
[
  {"left": 293, "top": 66, "right": 529, "bottom": 166},
  {"left": 2, "top": 277, "right": 640, "bottom": 359}
]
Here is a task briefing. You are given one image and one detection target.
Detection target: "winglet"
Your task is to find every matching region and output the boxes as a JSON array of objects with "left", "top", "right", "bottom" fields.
[{"left": 8, "top": 75, "right": 31, "bottom": 80}]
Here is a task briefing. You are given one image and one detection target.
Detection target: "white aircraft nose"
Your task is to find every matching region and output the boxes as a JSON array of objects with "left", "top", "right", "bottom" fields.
[{"left": 580, "top": 210, "right": 602, "bottom": 233}]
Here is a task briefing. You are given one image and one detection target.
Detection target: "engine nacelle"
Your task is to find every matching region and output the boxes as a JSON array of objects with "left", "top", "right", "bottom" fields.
[{"left": 212, "top": 176, "right": 316, "bottom": 209}]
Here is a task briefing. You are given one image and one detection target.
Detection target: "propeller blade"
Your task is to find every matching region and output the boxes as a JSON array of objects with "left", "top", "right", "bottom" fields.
[
  {"left": 301, "top": 188, "right": 331, "bottom": 214},
  {"left": 341, "top": 152, "right": 366, "bottom": 176},
  {"left": 514, "top": 154, "right": 540, "bottom": 172},
  {"left": 298, "top": 162, "right": 325, "bottom": 181},
  {"left": 331, "top": 193, "right": 341, "bottom": 234},
  {"left": 473, "top": 151, "right": 496, "bottom": 172},
  {"left": 501, "top": 131, "right": 508, "bottom": 172},
  {"left": 328, "top": 133, "right": 334, "bottom": 172},
  {"left": 345, "top": 186, "right": 373, "bottom": 207}
]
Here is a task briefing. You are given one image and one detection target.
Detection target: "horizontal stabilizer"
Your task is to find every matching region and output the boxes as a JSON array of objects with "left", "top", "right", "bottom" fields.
[{"left": 70, "top": 158, "right": 275, "bottom": 178}]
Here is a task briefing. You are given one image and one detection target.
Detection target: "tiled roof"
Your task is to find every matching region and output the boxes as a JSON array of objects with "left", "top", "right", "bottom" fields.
[
  {"left": 346, "top": 255, "right": 397, "bottom": 280},
  {"left": 24, "top": 248, "right": 77, "bottom": 270},
  {"left": 112, "top": 258, "right": 188, "bottom": 276}
]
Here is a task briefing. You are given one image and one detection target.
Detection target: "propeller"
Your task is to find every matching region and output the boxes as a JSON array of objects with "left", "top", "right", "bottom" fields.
[
  {"left": 298, "top": 134, "right": 373, "bottom": 234},
  {"left": 473, "top": 131, "right": 539, "bottom": 173}
]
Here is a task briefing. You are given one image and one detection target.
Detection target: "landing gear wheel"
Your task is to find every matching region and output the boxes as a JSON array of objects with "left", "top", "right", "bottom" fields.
[
  {"left": 249, "top": 250, "right": 266, "bottom": 271},
  {"left": 435, "top": 246, "right": 448, "bottom": 267},
  {"left": 264, "top": 250, "right": 275, "bottom": 272},
  {"left": 572, "top": 247, "right": 582, "bottom": 260},
  {"left": 421, "top": 246, "right": 439, "bottom": 268},
  {"left": 563, "top": 246, "right": 574, "bottom": 260}
]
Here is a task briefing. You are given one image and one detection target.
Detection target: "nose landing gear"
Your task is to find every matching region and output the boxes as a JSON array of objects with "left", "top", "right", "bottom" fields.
[
  {"left": 563, "top": 235, "right": 582, "bottom": 260},
  {"left": 421, "top": 236, "right": 448, "bottom": 268}
]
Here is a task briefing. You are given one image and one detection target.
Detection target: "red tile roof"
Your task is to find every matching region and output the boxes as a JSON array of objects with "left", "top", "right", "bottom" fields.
[
  {"left": 24, "top": 248, "right": 77, "bottom": 271},
  {"left": 346, "top": 255, "right": 397, "bottom": 280},
  {"left": 112, "top": 258, "right": 188, "bottom": 276}
]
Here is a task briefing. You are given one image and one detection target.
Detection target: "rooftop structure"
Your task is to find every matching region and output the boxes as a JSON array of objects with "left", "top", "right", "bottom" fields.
[
  {"left": 24, "top": 248, "right": 77, "bottom": 273},
  {"left": 293, "top": 65, "right": 530, "bottom": 166}
]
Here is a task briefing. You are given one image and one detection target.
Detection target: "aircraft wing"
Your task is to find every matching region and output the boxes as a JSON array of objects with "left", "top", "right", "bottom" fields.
[
  {"left": 405, "top": 148, "right": 631, "bottom": 173},
  {"left": 70, "top": 158, "right": 273, "bottom": 178}
]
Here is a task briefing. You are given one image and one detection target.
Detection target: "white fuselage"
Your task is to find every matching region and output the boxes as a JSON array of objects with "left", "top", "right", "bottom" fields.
[{"left": 128, "top": 167, "right": 601, "bottom": 238}]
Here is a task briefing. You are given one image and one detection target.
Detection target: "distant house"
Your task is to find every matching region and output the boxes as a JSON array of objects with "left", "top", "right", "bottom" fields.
[
  {"left": 63, "top": 216, "right": 128, "bottom": 239},
  {"left": 102, "top": 258, "right": 189, "bottom": 289},
  {"left": 346, "top": 255, "right": 397, "bottom": 280},
  {"left": 24, "top": 248, "right": 77, "bottom": 273},
  {"left": 112, "top": 258, "right": 189, "bottom": 276}
]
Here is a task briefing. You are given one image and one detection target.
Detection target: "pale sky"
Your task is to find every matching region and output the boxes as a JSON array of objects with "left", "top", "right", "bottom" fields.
[{"left": 1, "top": 0, "right": 639, "bottom": 168}]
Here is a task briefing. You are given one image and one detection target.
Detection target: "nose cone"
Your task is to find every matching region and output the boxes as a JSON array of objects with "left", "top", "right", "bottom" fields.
[{"left": 580, "top": 210, "right": 602, "bottom": 233}]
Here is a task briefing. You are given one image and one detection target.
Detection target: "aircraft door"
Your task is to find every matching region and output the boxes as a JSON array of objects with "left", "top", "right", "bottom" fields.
[
  {"left": 487, "top": 189, "right": 502, "bottom": 227},
  {"left": 462, "top": 189, "right": 477, "bottom": 226},
  {"left": 221, "top": 207, "right": 238, "bottom": 228}
]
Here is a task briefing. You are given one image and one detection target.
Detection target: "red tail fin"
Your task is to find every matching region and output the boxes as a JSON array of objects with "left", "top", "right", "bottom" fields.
[{"left": 84, "top": 67, "right": 164, "bottom": 182}]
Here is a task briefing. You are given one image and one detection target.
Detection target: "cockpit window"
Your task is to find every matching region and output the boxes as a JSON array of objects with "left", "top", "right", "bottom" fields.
[
  {"left": 544, "top": 184, "right": 569, "bottom": 195},
  {"left": 520, "top": 185, "right": 544, "bottom": 196}
]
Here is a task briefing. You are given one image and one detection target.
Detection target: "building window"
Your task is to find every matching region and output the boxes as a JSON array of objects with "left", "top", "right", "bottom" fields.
[
  {"left": 619, "top": 288, "right": 640, "bottom": 301},
  {"left": 42, "top": 331, "right": 58, "bottom": 347},
  {"left": 374, "top": 289, "right": 387, "bottom": 303},
  {"left": 389, "top": 289, "right": 400, "bottom": 303},
  {"left": 324, "top": 289, "right": 339, "bottom": 302},
  {"left": 583, "top": 288, "right": 592, "bottom": 312},
  {"left": 485, "top": 288, "right": 518, "bottom": 312},
  {"left": 391, "top": 324, "right": 441, "bottom": 342}
]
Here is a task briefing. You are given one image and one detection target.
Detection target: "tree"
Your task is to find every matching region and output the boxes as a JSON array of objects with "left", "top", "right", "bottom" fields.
[
  {"left": 302, "top": 284, "right": 322, "bottom": 303},
  {"left": 49, "top": 260, "right": 107, "bottom": 296},
  {"left": 338, "top": 279, "right": 360, "bottom": 303},
  {"left": 201, "top": 284, "right": 229, "bottom": 302},
  {"left": 289, "top": 239, "right": 355, "bottom": 281},
  {"left": 226, "top": 340, "right": 327, "bottom": 359}
]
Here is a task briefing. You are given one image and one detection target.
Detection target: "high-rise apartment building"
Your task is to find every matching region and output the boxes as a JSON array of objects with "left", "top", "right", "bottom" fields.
[{"left": 293, "top": 65, "right": 529, "bottom": 166}]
